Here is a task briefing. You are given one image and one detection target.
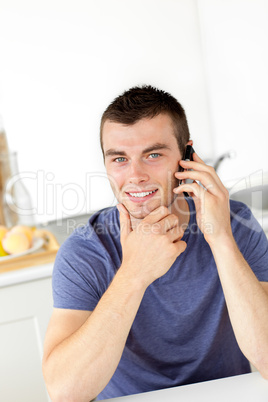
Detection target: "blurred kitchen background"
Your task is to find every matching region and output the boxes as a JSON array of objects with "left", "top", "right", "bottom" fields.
[
  {"left": 0, "top": 0, "right": 267, "bottom": 226},
  {"left": 1, "top": 1, "right": 268, "bottom": 401}
]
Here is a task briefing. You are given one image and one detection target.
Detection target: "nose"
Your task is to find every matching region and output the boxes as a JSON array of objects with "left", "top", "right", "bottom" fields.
[{"left": 128, "top": 160, "right": 149, "bottom": 184}]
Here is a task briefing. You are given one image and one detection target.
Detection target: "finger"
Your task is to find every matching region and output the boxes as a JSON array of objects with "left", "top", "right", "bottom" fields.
[
  {"left": 163, "top": 214, "right": 180, "bottom": 232},
  {"left": 151, "top": 213, "right": 179, "bottom": 234},
  {"left": 179, "top": 159, "right": 209, "bottom": 172},
  {"left": 166, "top": 224, "right": 184, "bottom": 243},
  {"left": 173, "top": 182, "right": 207, "bottom": 199},
  {"left": 175, "top": 170, "right": 219, "bottom": 196},
  {"left": 143, "top": 205, "right": 170, "bottom": 224},
  {"left": 178, "top": 159, "right": 224, "bottom": 190},
  {"left": 117, "top": 204, "right": 132, "bottom": 242},
  {"left": 173, "top": 240, "right": 187, "bottom": 255},
  {"left": 192, "top": 151, "right": 205, "bottom": 164}
]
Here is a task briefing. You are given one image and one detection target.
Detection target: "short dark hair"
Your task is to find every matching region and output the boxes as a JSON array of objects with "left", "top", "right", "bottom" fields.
[{"left": 100, "top": 85, "right": 190, "bottom": 155}]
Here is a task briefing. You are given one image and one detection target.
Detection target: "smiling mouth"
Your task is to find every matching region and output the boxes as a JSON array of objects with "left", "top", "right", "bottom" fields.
[{"left": 126, "top": 189, "right": 157, "bottom": 199}]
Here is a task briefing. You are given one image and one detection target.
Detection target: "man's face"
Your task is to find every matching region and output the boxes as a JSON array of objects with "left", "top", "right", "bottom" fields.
[{"left": 103, "top": 113, "right": 183, "bottom": 221}]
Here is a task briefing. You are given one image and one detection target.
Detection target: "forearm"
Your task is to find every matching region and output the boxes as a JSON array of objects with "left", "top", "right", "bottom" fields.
[
  {"left": 43, "top": 267, "right": 146, "bottom": 401},
  {"left": 43, "top": 205, "right": 186, "bottom": 401},
  {"left": 209, "top": 234, "right": 268, "bottom": 377}
]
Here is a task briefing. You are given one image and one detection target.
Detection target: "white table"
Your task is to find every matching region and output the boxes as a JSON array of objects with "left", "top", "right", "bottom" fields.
[{"left": 103, "top": 372, "right": 268, "bottom": 401}]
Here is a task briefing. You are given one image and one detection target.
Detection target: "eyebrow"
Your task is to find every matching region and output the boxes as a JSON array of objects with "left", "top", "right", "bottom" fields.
[{"left": 104, "top": 142, "right": 171, "bottom": 158}]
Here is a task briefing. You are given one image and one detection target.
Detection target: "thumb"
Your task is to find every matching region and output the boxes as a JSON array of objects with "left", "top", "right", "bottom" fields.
[{"left": 117, "top": 204, "right": 132, "bottom": 242}]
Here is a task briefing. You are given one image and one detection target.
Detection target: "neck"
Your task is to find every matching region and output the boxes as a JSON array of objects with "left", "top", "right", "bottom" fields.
[{"left": 170, "top": 194, "right": 190, "bottom": 229}]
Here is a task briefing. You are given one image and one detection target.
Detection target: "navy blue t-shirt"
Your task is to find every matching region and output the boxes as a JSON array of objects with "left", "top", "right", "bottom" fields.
[{"left": 52, "top": 199, "right": 268, "bottom": 400}]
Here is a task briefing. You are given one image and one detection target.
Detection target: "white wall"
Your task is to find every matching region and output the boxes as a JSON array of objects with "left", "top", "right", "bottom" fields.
[
  {"left": 0, "top": 0, "right": 267, "bottom": 223},
  {"left": 0, "top": 0, "right": 212, "bottom": 222},
  {"left": 197, "top": 0, "right": 268, "bottom": 182}
]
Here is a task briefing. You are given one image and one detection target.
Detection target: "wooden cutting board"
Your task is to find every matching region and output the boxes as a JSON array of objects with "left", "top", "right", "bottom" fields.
[{"left": 0, "top": 230, "right": 60, "bottom": 273}]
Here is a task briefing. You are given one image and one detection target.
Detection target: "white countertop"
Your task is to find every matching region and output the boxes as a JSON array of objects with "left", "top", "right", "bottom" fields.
[
  {"left": 103, "top": 372, "right": 268, "bottom": 402},
  {"left": 0, "top": 262, "right": 53, "bottom": 287}
]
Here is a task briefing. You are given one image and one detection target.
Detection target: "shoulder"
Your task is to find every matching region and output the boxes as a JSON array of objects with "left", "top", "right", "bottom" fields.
[
  {"left": 229, "top": 199, "right": 262, "bottom": 234},
  {"left": 57, "top": 206, "right": 120, "bottom": 260},
  {"left": 229, "top": 199, "right": 251, "bottom": 217},
  {"left": 52, "top": 206, "right": 121, "bottom": 309},
  {"left": 230, "top": 200, "right": 268, "bottom": 281},
  {"left": 67, "top": 206, "right": 119, "bottom": 243},
  {"left": 87, "top": 206, "right": 120, "bottom": 237},
  {"left": 229, "top": 200, "right": 266, "bottom": 249}
]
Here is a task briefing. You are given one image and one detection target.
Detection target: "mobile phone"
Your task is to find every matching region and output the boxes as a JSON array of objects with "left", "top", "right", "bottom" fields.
[{"left": 178, "top": 145, "right": 195, "bottom": 197}]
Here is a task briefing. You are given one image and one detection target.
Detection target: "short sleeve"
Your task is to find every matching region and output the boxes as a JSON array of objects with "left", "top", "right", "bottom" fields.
[{"left": 52, "top": 230, "right": 117, "bottom": 311}]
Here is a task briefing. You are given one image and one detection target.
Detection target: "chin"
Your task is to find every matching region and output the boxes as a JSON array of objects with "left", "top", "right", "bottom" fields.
[
  {"left": 124, "top": 200, "right": 164, "bottom": 220},
  {"left": 125, "top": 205, "right": 150, "bottom": 220}
]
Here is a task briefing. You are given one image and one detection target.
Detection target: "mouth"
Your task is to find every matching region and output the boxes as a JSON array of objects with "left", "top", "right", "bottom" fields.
[{"left": 125, "top": 189, "right": 158, "bottom": 203}]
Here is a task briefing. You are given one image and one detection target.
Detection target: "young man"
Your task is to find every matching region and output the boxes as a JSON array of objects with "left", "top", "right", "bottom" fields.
[{"left": 42, "top": 86, "right": 268, "bottom": 401}]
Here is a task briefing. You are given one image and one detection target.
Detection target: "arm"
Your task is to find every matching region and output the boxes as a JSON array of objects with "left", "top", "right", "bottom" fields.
[
  {"left": 209, "top": 233, "right": 268, "bottom": 378},
  {"left": 43, "top": 271, "right": 146, "bottom": 402},
  {"left": 42, "top": 206, "right": 187, "bottom": 401},
  {"left": 174, "top": 152, "right": 268, "bottom": 379}
]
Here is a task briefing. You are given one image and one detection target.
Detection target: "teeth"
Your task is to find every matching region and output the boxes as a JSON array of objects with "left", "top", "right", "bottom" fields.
[{"left": 129, "top": 190, "right": 156, "bottom": 198}]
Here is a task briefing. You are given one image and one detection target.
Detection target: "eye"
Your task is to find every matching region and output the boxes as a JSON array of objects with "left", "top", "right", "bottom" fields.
[
  {"left": 114, "top": 157, "right": 127, "bottom": 163},
  {"left": 148, "top": 153, "right": 160, "bottom": 159}
]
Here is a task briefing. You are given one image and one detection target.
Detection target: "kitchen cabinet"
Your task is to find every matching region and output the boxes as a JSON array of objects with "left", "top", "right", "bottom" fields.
[{"left": 0, "top": 264, "right": 53, "bottom": 402}]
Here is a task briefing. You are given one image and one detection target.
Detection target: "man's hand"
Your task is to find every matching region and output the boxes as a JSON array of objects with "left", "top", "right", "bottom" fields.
[
  {"left": 117, "top": 204, "right": 187, "bottom": 287},
  {"left": 174, "top": 152, "right": 232, "bottom": 245}
]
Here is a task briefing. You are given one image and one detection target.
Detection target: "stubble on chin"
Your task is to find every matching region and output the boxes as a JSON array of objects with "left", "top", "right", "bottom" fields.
[
  {"left": 126, "top": 203, "right": 154, "bottom": 221},
  {"left": 120, "top": 189, "right": 177, "bottom": 222}
]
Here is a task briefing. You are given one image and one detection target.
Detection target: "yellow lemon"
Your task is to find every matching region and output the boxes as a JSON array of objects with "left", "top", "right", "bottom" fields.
[{"left": 0, "top": 225, "right": 9, "bottom": 257}]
